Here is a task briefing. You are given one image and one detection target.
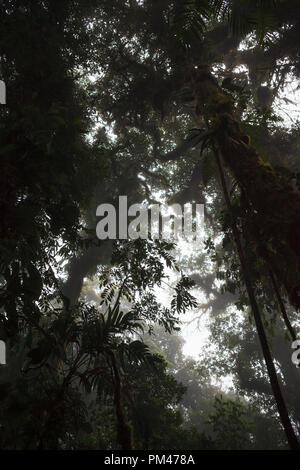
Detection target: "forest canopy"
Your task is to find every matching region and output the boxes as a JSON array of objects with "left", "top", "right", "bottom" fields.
[{"left": 0, "top": 0, "right": 300, "bottom": 451}]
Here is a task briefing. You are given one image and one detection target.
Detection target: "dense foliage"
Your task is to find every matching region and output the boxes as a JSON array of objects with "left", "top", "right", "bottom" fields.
[{"left": 0, "top": 0, "right": 300, "bottom": 450}]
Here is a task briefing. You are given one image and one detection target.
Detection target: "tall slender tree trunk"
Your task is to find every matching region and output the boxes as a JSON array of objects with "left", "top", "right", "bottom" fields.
[
  {"left": 180, "top": 62, "right": 300, "bottom": 447},
  {"left": 213, "top": 146, "right": 300, "bottom": 450},
  {"left": 109, "top": 351, "right": 133, "bottom": 450},
  {"left": 241, "top": 192, "right": 298, "bottom": 343}
]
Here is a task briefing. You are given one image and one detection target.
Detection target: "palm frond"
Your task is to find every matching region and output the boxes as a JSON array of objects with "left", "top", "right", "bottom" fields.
[
  {"left": 170, "top": 0, "right": 212, "bottom": 49},
  {"left": 222, "top": 0, "right": 280, "bottom": 44}
]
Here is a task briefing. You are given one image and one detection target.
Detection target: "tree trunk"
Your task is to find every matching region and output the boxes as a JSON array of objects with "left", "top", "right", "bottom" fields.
[
  {"left": 214, "top": 146, "right": 300, "bottom": 450},
  {"left": 192, "top": 66, "right": 300, "bottom": 311},
  {"left": 109, "top": 352, "right": 133, "bottom": 450}
]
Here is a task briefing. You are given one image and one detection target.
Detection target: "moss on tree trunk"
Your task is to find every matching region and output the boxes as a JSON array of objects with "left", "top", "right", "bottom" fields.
[{"left": 192, "top": 66, "right": 300, "bottom": 310}]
